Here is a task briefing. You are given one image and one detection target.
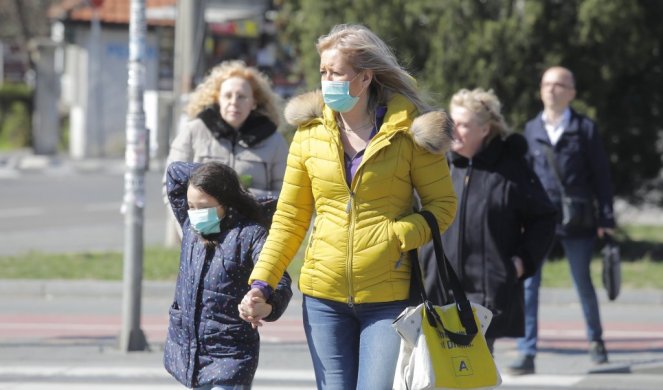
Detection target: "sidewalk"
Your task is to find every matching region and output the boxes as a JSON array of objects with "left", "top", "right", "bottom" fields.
[
  {"left": 1, "top": 277, "right": 663, "bottom": 390},
  {"left": 0, "top": 149, "right": 144, "bottom": 177}
]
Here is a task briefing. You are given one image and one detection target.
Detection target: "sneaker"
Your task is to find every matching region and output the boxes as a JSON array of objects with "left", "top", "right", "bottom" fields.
[
  {"left": 589, "top": 340, "right": 608, "bottom": 364},
  {"left": 507, "top": 354, "right": 535, "bottom": 375}
]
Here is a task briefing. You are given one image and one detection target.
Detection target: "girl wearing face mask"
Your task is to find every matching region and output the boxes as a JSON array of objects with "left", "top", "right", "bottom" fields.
[
  {"left": 238, "top": 24, "right": 457, "bottom": 390},
  {"left": 163, "top": 161, "right": 292, "bottom": 390}
]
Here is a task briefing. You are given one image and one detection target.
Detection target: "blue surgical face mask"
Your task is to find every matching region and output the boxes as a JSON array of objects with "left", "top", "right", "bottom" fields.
[
  {"left": 321, "top": 73, "right": 363, "bottom": 113},
  {"left": 187, "top": 207, "right": 221, "bottom": 235}
]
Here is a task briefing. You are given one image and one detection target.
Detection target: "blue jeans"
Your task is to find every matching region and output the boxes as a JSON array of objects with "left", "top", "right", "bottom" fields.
[
  {"left": 194, "top": 385, "right": 249, "bottom": 390},
  {"left": 518, "top": 237, "right": 603, "bottom": 356},
  {"left": 302, "top": 295, "right": 407, "bottom": 390}
]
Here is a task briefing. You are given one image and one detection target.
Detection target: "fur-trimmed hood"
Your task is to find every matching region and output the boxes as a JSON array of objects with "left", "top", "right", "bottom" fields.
[{"left": 284, "top": 90, "right": 453, "bottom": 155}]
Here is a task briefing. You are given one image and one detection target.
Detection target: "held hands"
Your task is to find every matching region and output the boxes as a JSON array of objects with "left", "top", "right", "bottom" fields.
[{"left": 238, "top": 288, "right": 272, "bottom": 329}]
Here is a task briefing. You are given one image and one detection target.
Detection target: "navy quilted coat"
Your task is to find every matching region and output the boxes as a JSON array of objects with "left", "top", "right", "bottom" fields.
[{"left": 163, "top": 161, "right": 292, "bottom": 388}]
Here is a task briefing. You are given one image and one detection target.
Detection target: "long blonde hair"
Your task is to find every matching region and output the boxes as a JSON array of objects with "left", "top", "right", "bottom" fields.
[
  {"left": 316, "top": 24, "right": 432, "bottom": 114},
  {"left": 450, "top": 88, "right": 509, "bottom": 142},
  {"left": 185, "top": 60, "right": 281, "bottom": 126}
]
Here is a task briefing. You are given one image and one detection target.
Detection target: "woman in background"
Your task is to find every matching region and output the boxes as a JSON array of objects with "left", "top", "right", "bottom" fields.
[{"left": 422, "top": 88, "right": 556, "bottom": 354}]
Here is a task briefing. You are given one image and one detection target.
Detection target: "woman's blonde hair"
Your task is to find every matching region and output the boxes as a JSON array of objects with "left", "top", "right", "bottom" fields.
[
  {"left": 316, "top": 24, "right": 432, "bottom": 114},
  {"left": 185, "top": 60, "right": 281, "bottom": 126},
  {"left": 450, "top": 88, "right": 509, "bottom": 142}
]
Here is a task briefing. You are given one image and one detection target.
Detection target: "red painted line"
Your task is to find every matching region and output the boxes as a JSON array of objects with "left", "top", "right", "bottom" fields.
[{"left": 0, "top": 315, "right": 659, "bottom": 349}]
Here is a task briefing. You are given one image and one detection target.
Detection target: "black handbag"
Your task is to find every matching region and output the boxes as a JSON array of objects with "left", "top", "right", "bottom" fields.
[
  {"left": 601, "top": 233, "right": 621, "bottom": 301},
  {"left": 544, "top": 146, "right": 596, "bottom": 232}
]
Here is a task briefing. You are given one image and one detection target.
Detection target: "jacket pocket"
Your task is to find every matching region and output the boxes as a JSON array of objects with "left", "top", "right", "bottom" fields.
[
  {"left": 167, "top": 302, "right": 185, "bottom": 346},
  {"left": 202, "top": 321, "right": 258, "bottom": 355}
]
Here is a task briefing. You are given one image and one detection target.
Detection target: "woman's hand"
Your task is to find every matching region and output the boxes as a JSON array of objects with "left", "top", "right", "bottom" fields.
[
  {"left": 238, "top": 288, "right": 273, "bottom": 329},
  {"left": 512, "top": 256, "right": 525, "bottom": 279}
]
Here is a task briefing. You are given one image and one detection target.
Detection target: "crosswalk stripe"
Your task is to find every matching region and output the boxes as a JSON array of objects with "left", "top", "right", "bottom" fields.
[
  {"left": 0, "top": 365, "right": 600, "bottom": 389},
  {"left": 500, "top": 373, "right": 584, "bottom": 386},
  {"left": 0, "top": 384, "right": 315, "bottom": 390},
  {"left": 0, "top": 366, "right": 315, "bottom": 381}
]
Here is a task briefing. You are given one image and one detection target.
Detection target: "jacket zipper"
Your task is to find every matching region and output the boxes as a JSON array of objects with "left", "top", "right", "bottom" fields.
[
  {"left": 230, "top": 137, "right": 237, "bottom": 171},
  {"left": 457, "top": 160, "right": 473, "bottom": 281},
  {"left": 346, "top": 190, "right": 355, "bottom": 307},
  {"left": 339, "top": 126, "right": 399, "bottom": 307}
]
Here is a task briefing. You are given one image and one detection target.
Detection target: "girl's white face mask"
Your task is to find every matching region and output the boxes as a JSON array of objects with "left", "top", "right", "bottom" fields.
[{"left": 187, "top": 207, "right": 221, "bottom": 235}]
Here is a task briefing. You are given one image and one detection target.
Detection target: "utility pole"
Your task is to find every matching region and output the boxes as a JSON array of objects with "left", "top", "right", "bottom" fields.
[
  {"left": 164, "top": 0, "right": 206, "bottom": 248},
  {"left": 119, "top": 0, "right": 148, "bottom": 352},
  {"left": 171, "top": 0, "right": 206, "bottom": 130}
]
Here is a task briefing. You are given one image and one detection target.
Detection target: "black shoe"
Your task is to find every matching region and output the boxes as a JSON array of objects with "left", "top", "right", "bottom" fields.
[
  {"left": 590, "top": 340, "right": 608, "bottom": 364},
  {"left": 507, "top": 354, "right": 535, "bottom": 375}
]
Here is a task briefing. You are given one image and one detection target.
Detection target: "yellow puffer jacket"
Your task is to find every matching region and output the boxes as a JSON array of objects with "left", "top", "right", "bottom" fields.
[{"left": 250, "top": 91, "right": 457, "bottom": 304}]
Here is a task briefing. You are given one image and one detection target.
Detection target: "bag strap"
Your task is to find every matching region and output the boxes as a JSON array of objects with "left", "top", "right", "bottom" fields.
[
  {"left": 415, "top": 210, "right": 478, "bottom": 345},
  {"left": 542, "top": 144, "right": 567, "bottom": 197}
]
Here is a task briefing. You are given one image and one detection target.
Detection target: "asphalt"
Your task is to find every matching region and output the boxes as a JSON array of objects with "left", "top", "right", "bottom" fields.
[{"left": 1, "top": 280, "right": 663, "bottom": 389}]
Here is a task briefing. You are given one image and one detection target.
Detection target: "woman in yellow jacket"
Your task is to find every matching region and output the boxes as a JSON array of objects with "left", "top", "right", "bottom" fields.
[{"left": 239, "top": 24, "right": 457, "bottom": 390}]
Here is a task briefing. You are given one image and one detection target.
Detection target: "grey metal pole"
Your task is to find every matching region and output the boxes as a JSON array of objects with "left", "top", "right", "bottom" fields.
[
  {"left": 119, "top": 0, "right": 148, "bottom": 352},
  {"left": 171, "top": 0, "right": 206, "bottom": 135}
]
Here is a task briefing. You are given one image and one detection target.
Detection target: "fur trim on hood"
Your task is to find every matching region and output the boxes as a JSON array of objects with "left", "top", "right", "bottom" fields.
[
  {"left": 284, "top": 90, "right": 324, "bottom": 127},
  {"left": 284, "top": 90, "right": 453, "bottom": 155},
  {"left": 410, "top": 111, "right": 453, "bottom": 155}
]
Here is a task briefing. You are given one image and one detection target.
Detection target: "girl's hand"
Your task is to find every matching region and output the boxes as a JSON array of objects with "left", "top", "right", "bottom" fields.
[{"left": 239, "top": 288, "right": 272, "bottom": 329}]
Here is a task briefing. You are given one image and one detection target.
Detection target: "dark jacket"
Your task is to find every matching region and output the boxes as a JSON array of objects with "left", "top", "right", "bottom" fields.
[
  {"left": 163, "top": 162, "right": 292, "bottom": 388},
  {"left": 523, "top": 109, "right": 615, "bottom": 237},
  {"left": 422, "top": 134, "right": 556, "bottom": 338}
]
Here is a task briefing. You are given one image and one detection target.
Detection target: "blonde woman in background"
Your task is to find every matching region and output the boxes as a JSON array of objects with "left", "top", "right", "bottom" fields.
[
  {"left": 420, "top": 88, "right": 556, "bottom": 356},
  {"left": 163, "top": 60, "right": 289, "bottom": 240}
]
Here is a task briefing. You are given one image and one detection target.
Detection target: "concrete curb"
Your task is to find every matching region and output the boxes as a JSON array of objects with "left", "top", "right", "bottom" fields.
[
  {"left": 2, "top": 279, "right": 662, "bottom": 305},
  {"left": 0, "top": 152, "right": 161, "bottom": 176},
  {"left": 0, "top": 279, "right": 175, "bottom": 300}
]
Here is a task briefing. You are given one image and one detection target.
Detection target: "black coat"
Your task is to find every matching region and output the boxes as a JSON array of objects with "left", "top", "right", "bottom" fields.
[
  {"left": 421, "top": 134, "right": 556, "bottom": 338},
  {"left": 524, "top": 109, "right": 615, "bottom": 237},
  {"left": 163, "top": 162, "right": 292, "bottom": 388}
]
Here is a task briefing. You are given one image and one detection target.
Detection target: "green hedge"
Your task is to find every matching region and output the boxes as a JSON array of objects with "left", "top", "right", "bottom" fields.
[{"left": 0, "top": 83, "right": 33, "bottom": 149}]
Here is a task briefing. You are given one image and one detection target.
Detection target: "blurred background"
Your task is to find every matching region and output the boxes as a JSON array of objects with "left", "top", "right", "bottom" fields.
[
  {"left": 0, "top": 2, "right": 661, "bottom": 388},
  {"left": 1, "top": 0, "right": 662, "bottom": 202},
  {"left": 0, "top": 0, "right": 661, "bottom": 287}
]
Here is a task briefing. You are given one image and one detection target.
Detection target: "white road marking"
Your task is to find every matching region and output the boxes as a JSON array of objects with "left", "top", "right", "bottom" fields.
[
  {"left": 0, "top": 366, "right": 316, "bottom": 380},
  {"left": 83, "top": 202, "right": 122, "bottom": 212},
  {"left": 501, "top": 373, "right": 584, "bottom": 386},
  {"left": 0, "top": 207, "right": 43, "bottom": 218}
]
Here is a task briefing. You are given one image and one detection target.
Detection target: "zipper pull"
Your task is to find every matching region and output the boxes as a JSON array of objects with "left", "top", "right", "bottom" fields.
[
  {"left": 347, "top": 296, "right": 355, "bottom": 308},
  {"left": 346, "top": 192, "right": 354, "bottom": 214}
]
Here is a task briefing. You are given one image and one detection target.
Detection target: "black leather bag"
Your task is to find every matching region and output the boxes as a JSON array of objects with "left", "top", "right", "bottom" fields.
[
  {"left": 601, "top": 234, "right": 621, "bottom": 301},
  {"left": 561, "top": 194, "right": 596, "bottom": 231}
]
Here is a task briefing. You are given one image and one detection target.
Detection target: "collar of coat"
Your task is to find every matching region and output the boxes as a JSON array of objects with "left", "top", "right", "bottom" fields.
[
  {"left": 450, "top": 132, "right": 528, "bottom": 168},
  {"left": 283, "top": 90, "right": 453, "bottom": 155},
  {"left": 197, "top": 105, "right": 278, "bottom": 148},
  {"left": 531, "top": 108, "right": 583, "bottom": 145}
]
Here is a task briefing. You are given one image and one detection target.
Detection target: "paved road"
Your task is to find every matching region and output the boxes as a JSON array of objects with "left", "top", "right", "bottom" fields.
[
  {"left": 1, "top": 281, "right": 662, "bottom": 389},
  {"left": 1, "top": 156, "right": 662, "bottom": 388},
  {"left": 0, "top": 163, "right": 168, "bottom": 256}
]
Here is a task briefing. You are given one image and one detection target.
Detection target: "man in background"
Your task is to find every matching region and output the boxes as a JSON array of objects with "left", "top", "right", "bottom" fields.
[{"left": 509, "top": 66, "right": 616, "bottom": 375}]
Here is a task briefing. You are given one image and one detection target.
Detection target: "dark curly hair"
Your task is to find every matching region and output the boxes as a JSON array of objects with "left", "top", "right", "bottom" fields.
[{"left": 189, "top": 162, "right": 269, "bottom": 228}]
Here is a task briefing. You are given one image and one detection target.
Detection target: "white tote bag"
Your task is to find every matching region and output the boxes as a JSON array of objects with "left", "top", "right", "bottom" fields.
[{"left": 392, "top": 302, "right": 497, "bottom": 390}]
